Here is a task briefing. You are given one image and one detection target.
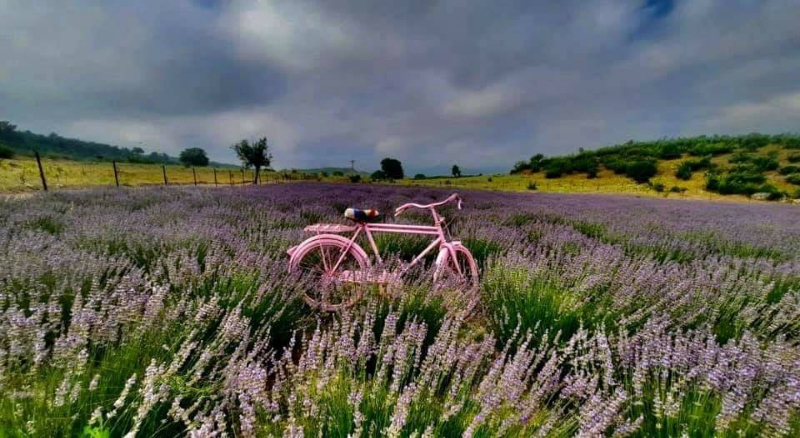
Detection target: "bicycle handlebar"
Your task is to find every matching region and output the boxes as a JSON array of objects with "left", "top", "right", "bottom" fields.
[{"left": 394, "top": 193, "right": 462, "bottom": 217}]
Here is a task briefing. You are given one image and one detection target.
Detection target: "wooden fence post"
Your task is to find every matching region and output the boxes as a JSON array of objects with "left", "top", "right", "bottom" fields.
[
  {"left": 213, "top": 168, "right": 218, "bottom": 187},
  {"left": 162, "top": 165, "right": 168, "bottom": 186},
  {"left": 112, "top": 160, "right": 119, "bottom": 187},
  {"left": 192, "top": 167, "right": 197, "bottom": 186},
  {"left": 34, "top": 151, "right": 48, "bottom": 191},
  {"left": 229, "top": 170, "right": 233, "bottom": 186}
]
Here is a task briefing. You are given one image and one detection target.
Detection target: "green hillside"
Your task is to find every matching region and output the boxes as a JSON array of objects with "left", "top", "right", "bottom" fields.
[
  {"left": 0, "top": 120, "right": 232, "bottom": 168},
  {"left": 511, "top": 133, "right": 800, "bottom": 200}
]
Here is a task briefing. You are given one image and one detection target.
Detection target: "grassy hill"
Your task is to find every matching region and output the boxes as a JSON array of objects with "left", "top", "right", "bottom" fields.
[{"left": 502, "top": 134, "right": 800, "bottom": 201}]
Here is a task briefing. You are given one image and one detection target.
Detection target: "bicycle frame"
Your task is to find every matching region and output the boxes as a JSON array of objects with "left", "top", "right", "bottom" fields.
[{"left": 333, "top": 208, "right": 449, "bottom": 275}]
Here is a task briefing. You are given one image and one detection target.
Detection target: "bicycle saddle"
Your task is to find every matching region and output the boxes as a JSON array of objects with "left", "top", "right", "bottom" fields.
[{"left": 344, "top": 208, "right": 380, "bottom": 222}]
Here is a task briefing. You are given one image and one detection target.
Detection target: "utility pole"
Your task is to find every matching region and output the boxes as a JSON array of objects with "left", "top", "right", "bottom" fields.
[{"left": 350, "top": 160, "right": 355, "bottom": 172}]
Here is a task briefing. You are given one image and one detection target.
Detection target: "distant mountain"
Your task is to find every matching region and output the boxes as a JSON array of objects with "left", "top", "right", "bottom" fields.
[
  {"left": 408, "top": 164, "right": 506, "bottom": 178},
  {"left": 279, "top": 167, "right": 370, "bottom": 176}
]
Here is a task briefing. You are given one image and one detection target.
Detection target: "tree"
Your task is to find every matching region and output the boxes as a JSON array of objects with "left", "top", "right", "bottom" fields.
[
  {"left": 371, "top": 170, "right": 387, "bottom": 181},
  {"left": 0, "top": 121, "right": 20, "bottom": 142},
  {"left": 232, "top": 138, "right": 272, "bottom": 184},
  {"left": 380, "top": 158, "right": 404, "bottom": 180},
  {"left": 132, "top": 147, "right": 145, "bottom": 155},
  {"left": 179, "top": 148, "right": 210, "bottom": 167},
  {"left": 0, "top": 144, "right": 13, "bottom": 159},
  {"left": 452, "top": 165, "right": 462, "bottom": 178}
]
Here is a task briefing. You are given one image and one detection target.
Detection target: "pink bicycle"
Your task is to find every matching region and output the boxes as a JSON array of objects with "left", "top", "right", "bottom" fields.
[{"left": 287, "top": 193, "right": 478, "bottom": 310}]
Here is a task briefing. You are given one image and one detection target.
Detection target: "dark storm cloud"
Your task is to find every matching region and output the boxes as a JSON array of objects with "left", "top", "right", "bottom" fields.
[{"left": 1, "top": 0, "right": 799, "bottom": 171}]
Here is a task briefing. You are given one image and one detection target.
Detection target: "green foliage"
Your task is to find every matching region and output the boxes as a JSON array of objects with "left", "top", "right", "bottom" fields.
[
  {"left": 179, "top": 147, "right": 209, "bottom": 167},
  {"left": 786, "top": 174, "right": 800, "bottom": 185},
  {"left": 0, "top": 143, "right": 13, "bottom": 159},
  {"left": 676, "top": 156, "right": 713, "bottom": 180},
  {"left": 651, "top": 182, "right": 665, "bottom": 192},
  {"left": 779, "top": 165, "right": 800, "bottom": 175},
  {"left": 510, "top": 160, "right": 530, "bottom": 174},
  {"left": 371, "top": 170, "right": 387, "bottom": 181},
  {"left": 527, "top": 180, "right": 537, "bottom": 190},
  {"left": 348, "top": 174, "right": 361, "bottom": 183},
  {"left": 380, "top": 157, "right": 404, "bottom": 179},
  {"left": 545, "top": 167, "right": 562, "bottom": 179},
  {"left": 451, "top": 164, "right": 461, "bottom": 177},
  {"left": 659, "top": 142, "right": 682, "bottom": 159},
  {"left": 482, "top": 263, "right": 610, "bottom": 345},
  {"left": 81, "top": 425, "right": 111, "bottom": 438},
  {"left": 706, "top": 169, "right": 781, "bottom": 197},
  {"left": 0, "top": 120, "right": 177, "bottom": 163},
  {"left": 676, "top": 162, "right": 693, "bottom": 180},
  {"left": 788, "top": 154, "right": 800, "bottom": 163},
  {"left": 690, "top": 142, "right": 735, "bottom": 156},
  {"left": 626, "top": 160, "right": 658, "bottom": 183},
  {"left": 413, "top": 173, "right": 426, "bottom": 180}
]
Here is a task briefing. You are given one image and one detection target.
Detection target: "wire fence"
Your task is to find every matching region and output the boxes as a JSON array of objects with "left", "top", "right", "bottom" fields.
[{"left": 2, "top": 152, "right": 332, "bottom": 192}]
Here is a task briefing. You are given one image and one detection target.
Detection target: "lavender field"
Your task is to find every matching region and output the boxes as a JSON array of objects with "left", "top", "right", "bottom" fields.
[{"left": 1, "top": 184, "right": 799, "bottom": 437}]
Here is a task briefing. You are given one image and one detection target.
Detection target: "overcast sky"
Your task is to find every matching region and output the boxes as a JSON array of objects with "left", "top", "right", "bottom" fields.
[{"left": 2, "top": 0, "right": 799, "bottom": 173}]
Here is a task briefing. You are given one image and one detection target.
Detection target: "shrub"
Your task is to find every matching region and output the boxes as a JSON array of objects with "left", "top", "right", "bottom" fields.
[
  {"left": 0, "top": 144, "right": 13, "bottom": 159},
  {"left": 510, "top": 160, "right": 530, "bottom": 174},
  {"left": 413, "top": 173, "right": 426, "bottom": 180},
  {"left": 545, "top": 167, "right": 562, "bottom": 179},
  {"left": 625, "top": 160, "right": 658, "bottom": 183},
  {"left": 676, "top": 162, "right": 693, "bottom": 180},
  {"left": 788, "top": 154, "right": 800, "bottom": 163},
  {"left": 371, "top": 170, "right": 386, "bottom": 181},
  {"left": 527, "top": 181, "right": 537, "bottom": 190},
  {"left": 751, "top": 156, "right": 780, "bottom": 171},
  {"left": 786, "top": 174, "right": 800, "bottom": 185},
  {"left": 782, "top": 137, "right": 800, "bottom": 149},
  {"left": 728, "top": 152, "right": 752, "bottom": 164},
  {"left": 332, "top": 171, "right": 344, "bottom": 176},
  {"left": 690, "top": 143, "right": 734, "bottom": 156},
  {"left": 669, "top": 186, "right": 686, "bottom": 193},
  {"left": 659, "top": 143, "right": 682, "bottom": 159},
  {"left": 651, "top": 182, "right": 665, "bottom": 192},
  {"left": 778, "top": 165, "right": 800, "bottom": 175},
  {"left": 604, "top": 158, "right": 629, "bottom": 174},
  {"left": 348, "top": 174, "right": 361, "bottom": 183}
]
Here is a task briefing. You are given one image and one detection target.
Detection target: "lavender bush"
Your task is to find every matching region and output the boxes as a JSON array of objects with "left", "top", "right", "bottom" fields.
[{"left": 0, "top": 183, "right": 798, "bottom": 437}]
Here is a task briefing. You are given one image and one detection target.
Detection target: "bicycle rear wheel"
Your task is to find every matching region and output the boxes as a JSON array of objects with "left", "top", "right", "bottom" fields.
[{"left": 289, "top": 238, "right": 369, "bottom": 311}]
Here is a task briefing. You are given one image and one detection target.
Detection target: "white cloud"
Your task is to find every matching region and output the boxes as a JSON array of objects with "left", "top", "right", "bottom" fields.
[{"left": 220, "top": 1, "right": 357, "bottom": 71}]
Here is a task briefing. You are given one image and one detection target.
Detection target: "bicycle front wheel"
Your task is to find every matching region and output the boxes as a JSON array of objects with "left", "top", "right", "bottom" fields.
[{"left": 434, "top": 245, "right": 479, "bottom": 289}]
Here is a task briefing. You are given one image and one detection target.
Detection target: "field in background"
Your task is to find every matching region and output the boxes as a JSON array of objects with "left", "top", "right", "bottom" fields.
[
  {"left": 404, "top": 144, "right": 799, "bottom": 202},
  {"left": 2, "top": 146, "right": 799, "bottom": 204}
]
